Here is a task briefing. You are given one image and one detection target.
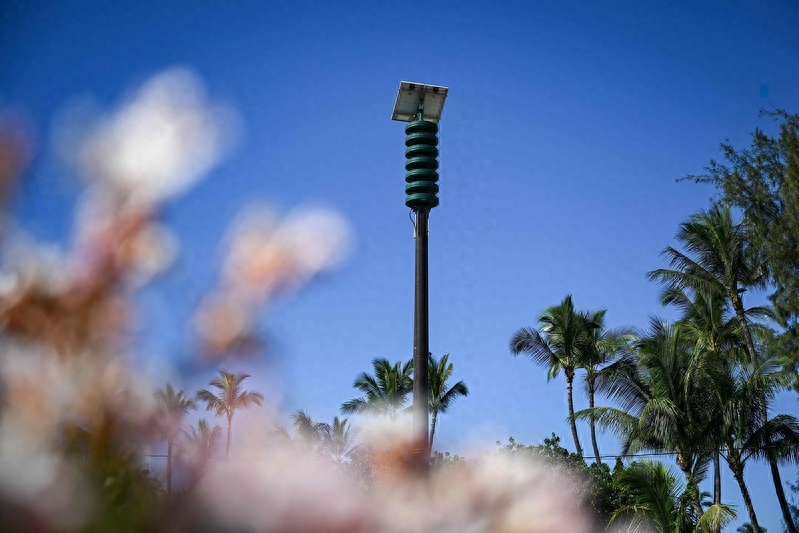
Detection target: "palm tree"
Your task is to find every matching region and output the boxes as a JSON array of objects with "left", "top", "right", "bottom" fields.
[
  {"left": 510, "top": 294, "right": 592, "bottom": 457},
  {"left": 647, "top": 205, "right": 797, "bottom": 532},
  {"left": 325, "top": 416, "right": 359, "bottom": 463},
  {"left": 648, "top": 205, "right": 767, "bottom": 365},
  {"left": 719, "top": 344, "right": 799, "bottom": 533},
  {"left": 184, "top": 419, "right": 223, "bottom": 463},
  {"left": 579, "top": 319, "right": 719, "bottom": 517},
  {"left": 611, "top": 460, "right": 735, "bottom": 533},
  {"left": 737, "top": 525, "right": 767, "bottom": 533},
  {"left": 661, "top": 287, "right": 796, "bottom": 533},
  {"left": 277, "top": 414, "right": 359, "bottom": 462},
  {"left": 611, "top": 460, "right": 693, "bottom": 532},
  {"left": 662, "top": 286, "right": 742, "bottom": 513},
  {"left": 196, "top": 370, "right": 264, "bottom": 459},
  {"left": 427, "top": 353, "right": 469, "bottom": 453},
  {"left": 718, "top": 359, "right": 765, "bottom": 533},
  {"left": 154, "top": 383, "right": 195, "bottom": 494},
  {"left": 341, "top": 358, "right": 413, "bottom": 422},
  {"left": 581, "top": 310, "right": 636, "bottom": 464},
  {"left": 286, "top": 410, "right": 331, "bottom": 454}
]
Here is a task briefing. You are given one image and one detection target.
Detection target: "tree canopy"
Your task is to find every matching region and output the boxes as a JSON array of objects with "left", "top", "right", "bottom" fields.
[{"left": 686, "top": 111, "right": 799, "bottom": 338}]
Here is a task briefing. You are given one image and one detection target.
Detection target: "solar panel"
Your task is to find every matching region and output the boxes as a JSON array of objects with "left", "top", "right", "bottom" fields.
[{"left": 391, "top": 81, "right": 449, "bottom": 123}]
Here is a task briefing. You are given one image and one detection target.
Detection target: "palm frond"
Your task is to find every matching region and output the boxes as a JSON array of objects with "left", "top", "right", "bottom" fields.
[
  {"left": 695, "top": 503, "right": 737, "bottom": 533},
  {"left": 340, "top": 398, "right": 368, "bottom": 415},
  {"left": 341, "top": 357, "right": 413, "bottom": 419},
  {"left": 196, "top": 389, "right": 227, "bottom": 417},
  {"left": 574, "top": 406, "right": 638, "bottom": 443},
  {"left": 610, "top": 461, "right": 685, "bottom": 532},
  {"left": 509, "top": 326, "right": 557, "bottom": 372}
]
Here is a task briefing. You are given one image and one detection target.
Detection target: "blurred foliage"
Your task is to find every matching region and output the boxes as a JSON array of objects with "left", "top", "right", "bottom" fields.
[{"left": 494, "top": 433, "right": 637, "bottom": 525}]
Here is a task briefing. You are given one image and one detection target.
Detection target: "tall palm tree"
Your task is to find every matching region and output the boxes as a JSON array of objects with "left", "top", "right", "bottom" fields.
[
  {"left": 718, "top": 358, "right": 765, "bottom": 533},
  {"left": 196, "top": 370, "right": 264, "bottom": 459},
  {"left": 580, "top": 319, "right": 719, "bottom": 517},
  {"left": 719, "top": 343, "right": 799, "bottom": 533},
  {"left": 184, "top": 419, "right": 223, "bottom": 463},
  {"left": 660, "top": 287, "right": 795, "bottom": 533},
  {"left": 662, "top": 286, "right": 741, "bottom": 513},
  {"left": 427, "top": 353, "right": 469, "bottom": 453},
  {"left": 341, "top": 358, "right": 413, "bottom": 422},
  {"left": 648, "top": 205, "right": 768, "bottom": 365},
  {"left": 581, "top": 310, "right": 636, "bottom": 464},
  {"left": 325, "top": 416, "right": 359, "bottom": 463},
  {"left": 647, "top": 205, "right": 797, "bottom": 532},
  {"left": 510, "top": 294, "right": 592, "bottom": 457},
  {"left": 154, "top": 383, "right": 195, "bottom": 494}
]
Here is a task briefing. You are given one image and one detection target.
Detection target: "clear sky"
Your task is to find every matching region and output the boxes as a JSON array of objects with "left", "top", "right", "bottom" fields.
[{"left": 3, "top": 1, "right": 799, "bottom": 530}]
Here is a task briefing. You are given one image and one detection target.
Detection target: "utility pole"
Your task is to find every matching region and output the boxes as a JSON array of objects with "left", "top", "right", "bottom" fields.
[{"left": 391, "top": 82, "right": 449, "bottom": 467}]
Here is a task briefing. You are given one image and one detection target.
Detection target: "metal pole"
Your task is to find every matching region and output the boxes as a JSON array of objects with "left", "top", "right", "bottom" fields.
[{"left": 413, "top": 207, "right": 429, "bottom": 466}]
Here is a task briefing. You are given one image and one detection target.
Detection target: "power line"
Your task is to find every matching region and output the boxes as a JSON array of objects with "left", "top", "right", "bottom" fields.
[{"left": 143, "top": 448, "right": 757, "bottom": 460}]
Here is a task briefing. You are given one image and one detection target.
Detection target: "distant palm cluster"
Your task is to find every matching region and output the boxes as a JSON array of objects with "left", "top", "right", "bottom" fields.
[
  {"left": 148, "top": 354, "right": 601, "bottom": 532},
  {"left": 154, "top": 370, "right": 263, "bottom": 494}
]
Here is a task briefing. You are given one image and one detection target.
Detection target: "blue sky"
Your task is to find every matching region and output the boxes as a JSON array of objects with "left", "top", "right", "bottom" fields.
[{"left": 3, "top": 1, "right": 799, "bottom": 529}]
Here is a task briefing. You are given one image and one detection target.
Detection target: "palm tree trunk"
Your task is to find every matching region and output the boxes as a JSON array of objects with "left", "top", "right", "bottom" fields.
[
  {"left": 588, "top": 378, "right": 600, "bottom": 464},
  {"left": 757, "top": 403, "right": 798, "bottom": 532},
  {"left": 732, "top": 467, "right": 761, "bottom": 533},
  {"left": 731, "top": 295, "right": 795, "bottom": 532},
  {"left": 167, "top": 438, "right": 173, "bottom": 495},
  {"left": 711, "top": 449, "right": 722, "bottom": 533},
  {"left": 713, "top": 449, "right": 721, "bottom": 506},
  {"left": 226, "top": 415, "right": 232, "bottom": 459},
  {"left": 428, "top": 409, "right": 438, "bottom": 455},
  {"left": 731, "top": 295, "right": 757, "bottom": 364},
  {"left": 770, "top": 458, "right": 798, "bottom": 533},
  {"left": 680, "top": 464, "right": 704, "bottom": 519},
  {"left": 565, "top": 373, "right": 583, "bottom": 458}
]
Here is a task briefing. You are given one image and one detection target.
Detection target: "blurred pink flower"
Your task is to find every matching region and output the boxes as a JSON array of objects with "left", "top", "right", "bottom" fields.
[
  {"left": 222, "top": 205, "right": 352, "bottom": 295},
  {"left": 192, "top": 414, "right": 597, "bottom": 533},
  {"left": 79, "top": 67, "right": 236, "bottom": 206},
  {"left": 196, "top": 205, "right": 352, "bottom": 356}
]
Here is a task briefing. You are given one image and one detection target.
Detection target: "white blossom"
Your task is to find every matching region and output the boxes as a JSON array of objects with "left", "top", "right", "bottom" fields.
[{"left": 79, "top": 67, "right": 236, "bottom": 205}]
